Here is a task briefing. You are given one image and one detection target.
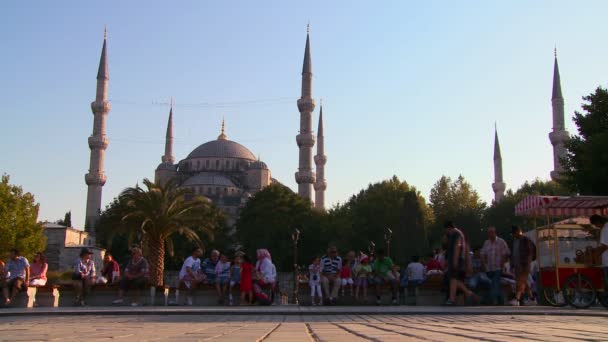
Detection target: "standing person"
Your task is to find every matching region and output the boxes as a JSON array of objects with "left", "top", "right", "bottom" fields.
[
  {"left": 509, "top": 225, "right": 536, "bottom": 306},
  {"left": 444, "top": 221, "right": 479, "bottom": 305},
  {"left": 372, "top": 249, "right": 399, "bottom": 305},
  {"left": 98, "top": 253, "right": 120, "bottom": 285},
  {"left": 589, "top": 215, "right": 608, "bottom": 294},
  {"left": 112, "top": 247, "right": 149, "bottom": 306},
  {"left": 72, "top": 248, "right": 96, "bottom": 306},
  {"left": 253, "top": 249, "right": 276, "bottom": 305},
  {"left": 309, "top": 256, "right": 322, "bottom": 305},
  {"left": 2, "top": 249, "right": 30, "bottom": 306},
  {"left": 480, "top": 226, "right": 510, "bottom": 305},
  {"left": 240, "top": 254, "right": 253, "bottom": 305},
  {"left": 340, "top": 260, "right": 354, "bottom": 297},
  {"left": 353, "top": 254, "right": 372, "bottom": 301},
  {"left": 178, "top": 247, "right": 203, "bottom": 306},
  {"left": 29, "top": 252, "right": 48, "bottom": 286},
  {"left": 228, "top": 255, "right": 241, "bottom": 306},
  {"left": 215, "top": 253, "right": 231, "bottom": 304},
  {"left": 320, "top": 246, "right": 342, "bottom": 305}
]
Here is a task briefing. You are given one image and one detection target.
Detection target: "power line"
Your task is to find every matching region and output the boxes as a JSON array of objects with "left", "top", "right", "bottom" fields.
[{"left": 110, "top": 96, "right": 294, "bottom": 108}]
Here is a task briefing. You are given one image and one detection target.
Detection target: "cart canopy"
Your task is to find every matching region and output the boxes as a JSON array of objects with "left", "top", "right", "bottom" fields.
[{"left": 515, "top": 195, "right": 608, "bottom": 217}]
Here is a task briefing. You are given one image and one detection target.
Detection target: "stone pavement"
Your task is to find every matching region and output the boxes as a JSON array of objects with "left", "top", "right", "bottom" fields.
[
  {"left": 0, "top": 306, "right": 607, "bottom": 341},
  {"left": 1, "top": 312, "right": 607, "bottom": 341}
]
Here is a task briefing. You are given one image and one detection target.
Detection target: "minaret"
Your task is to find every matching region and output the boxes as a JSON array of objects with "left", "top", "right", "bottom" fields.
[
  {"left": 314, "top": 102, "right": 327, "bottom": 209},
  {"left": 162, "top": 98, "right": 175, "bottom": 164},
  {"left": 549, "top": 49, "right": 569, "bottom": 180},
  {"left": 84, "top": 28, "right": 111, "bottom": 231},
  {"left": 295, "top": 24, "right": 316, "bottom": 202},
  {"left": 492, "top": 125, "right": 506, "bottom": 203}
]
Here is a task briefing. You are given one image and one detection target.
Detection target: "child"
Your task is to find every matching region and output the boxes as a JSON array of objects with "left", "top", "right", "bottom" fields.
[
  {"left": 340, "top": 260, "right": 354, "bottom": 296},
  {"left": 214, "top": 254, "right": 231, "bottom": 304},
  {"left": 228, "top": 256, "right": 241, "bottom": 306},
  {"left": 240, "top": 255, "right": 253, "bottom": 305},
  {"left": 309, "top": 256, "right": 322, "bottom": 305},
  {"left": 353, "top": 254, "right": 372, "bottom": 301}
]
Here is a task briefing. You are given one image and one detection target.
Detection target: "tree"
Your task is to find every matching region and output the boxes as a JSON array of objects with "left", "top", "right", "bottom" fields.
[
  {"left": 99, "top": 179, "right": 226, "bottom": 286},
  {"left": 328, "top": 176, "right": 431, "bottom": 265},
  {"left": 56, "top": 211, "right": 72, "bottom": 227},
  {"left": 0, "top": 174, "right": 46, "bottom": 258},
  {"left": 235, "top": 183, "right": 324, "bottom": 271},
  {"left": 562, "top": 86, "right": 608, "bottom": 195},
  {"left": 429, "top": 175, "right": 486, "bottom": 248}
]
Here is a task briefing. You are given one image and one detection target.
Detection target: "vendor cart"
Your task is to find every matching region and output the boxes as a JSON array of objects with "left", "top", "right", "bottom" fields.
[{"left": 515, "top": 195, "right": 608, "bottom": 309}]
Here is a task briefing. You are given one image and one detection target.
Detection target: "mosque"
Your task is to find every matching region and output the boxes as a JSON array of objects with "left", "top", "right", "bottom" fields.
[{"left": 83, "top": 27, "right": 327, "bottom": 230}]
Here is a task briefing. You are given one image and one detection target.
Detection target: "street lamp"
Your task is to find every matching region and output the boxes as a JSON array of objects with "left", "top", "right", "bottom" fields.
[
  {"left": 368, "top": 241, "right": 376, "bottom": 259},
  {"left": 384, "top": 227, "right": 393, "bottom": 258},
  {"left": 291, "top": 227, "right": 301, "bottom": 305}
]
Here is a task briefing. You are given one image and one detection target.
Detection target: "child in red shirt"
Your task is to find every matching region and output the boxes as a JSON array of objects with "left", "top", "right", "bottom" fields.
[
  {"left": 340, "top": 260, "right": 353, "bottom": 296},
  {"left": 240, "top": 255, "right": 253, "bottom": 305}
]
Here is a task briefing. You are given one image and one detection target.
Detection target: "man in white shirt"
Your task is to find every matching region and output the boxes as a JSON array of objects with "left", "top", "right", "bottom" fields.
[
  {"left": 405, "top": 256, "right": 426, "bottom": 286},
  {"left": 590, "top": 215, "right": 608, "bottom": 289},
  {"left": 178, "top": 247, "right": 203, "bottom": 305}
]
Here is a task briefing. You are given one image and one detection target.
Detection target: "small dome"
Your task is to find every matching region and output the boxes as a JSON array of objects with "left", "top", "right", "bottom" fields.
[
  {"left": 250, "top": 160, "right": 268, "bottom": 170},
  {"left": 182, "top": 173, "right": 236, "bottom": 187},
  {"left": 186, "top": 139, "right": 256, "bottom": 161}
]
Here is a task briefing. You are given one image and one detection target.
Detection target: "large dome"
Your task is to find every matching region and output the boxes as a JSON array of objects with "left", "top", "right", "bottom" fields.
[{"left": 186, "top": 138, "right": 256, "bottom": 161}]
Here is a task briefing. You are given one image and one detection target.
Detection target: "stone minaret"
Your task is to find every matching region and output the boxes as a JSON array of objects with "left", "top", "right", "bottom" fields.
[
  {"left": 85, "top": 29, "right": 110, "bottom": 231},
  {"left": 295, "top": 25, "right": 316, "bottom": 202},
  {"left": 492, "top": 125, "right": 506, "bottom": 203},
  {"left": 314, "top": 103, "right": 327, "bottom": 209},
  {"left": 549, "top": 49, "right": 569, "bottom": 180},
  {"left": 155, "top": 99, "right": 178, "bottom": 185}
]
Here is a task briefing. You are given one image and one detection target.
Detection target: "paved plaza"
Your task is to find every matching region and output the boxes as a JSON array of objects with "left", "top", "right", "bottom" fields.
[{"left": 0, "top": 307, "right": 607, "bottom": 341}]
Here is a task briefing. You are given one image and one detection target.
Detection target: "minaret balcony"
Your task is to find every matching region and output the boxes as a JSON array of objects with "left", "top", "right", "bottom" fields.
[
  {"left": 88, "top": 136, "right": 109, "bottom": 149},
  {"left": 85, "top": 172, "right": 107, "bottom": 186},
  {"left": 314, "top": 181, "right": 327, "bottom": 191},
  {"left": 314, "top": 155, "right": 327, "bottom": 165},
  {"left": 296, "top": 133, "right": 315, "bottom": 148},
  {"left": 492, "top": 182, "right": 506, "bottom": 193},
  {"left": 295, "top": 170, "right": 315, "bottom": 184},
  {"left": 297, "top": 98, "right": 315, "bottom": 113},
  {"left": 90, "top": 101, "right": 111, "bottom": 114},
  {"left": 549, "top": 130, "right": 570, "bottom": 145}
]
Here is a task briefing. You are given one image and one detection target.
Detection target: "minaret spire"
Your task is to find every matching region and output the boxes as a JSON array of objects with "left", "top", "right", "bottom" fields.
[
  {"left": 492, "top": 124, "right": 506, "bottom": 203},
  {"left": 314, "top": 101, "right": 327, "bottom": 209},
  {"left": 162, "top": 98, "right": 175, "bottom": 164},
  {"left": 295, "top": 25, "right": 316, "bottom": 203},
  {"left": 218, "top": 117, "right": 227, "bottom": 140},
  {"left": 85, "top": 29, "right": 111, "bottom": 231},
  {"left": 549, "top": 49, "right": 569, "bottom": 180}
]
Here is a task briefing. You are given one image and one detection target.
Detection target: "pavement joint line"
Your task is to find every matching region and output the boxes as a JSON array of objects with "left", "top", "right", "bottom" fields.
[
  {"left": 366, "top": 322, "right": 439, "bottom": 342},
  {"left": 255, "top": 322, "right": 281, "bottom": 342},
  {"left": 304, "top": 322, "right": 321, "bottom": 342},
  {"left": 333, "top": 322, "right": 380, "bottom": 341}
]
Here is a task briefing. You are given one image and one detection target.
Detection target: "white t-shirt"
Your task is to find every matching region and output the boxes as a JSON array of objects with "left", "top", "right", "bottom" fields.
[
  {"left": 406, "top": 262, "right": 426, "bottom": 281},
  {"left": 601, "top": 222, "right": 608, "bottom": 267},
  {"left": 179, "top": 256, "right": 201, "bottom": 280}
]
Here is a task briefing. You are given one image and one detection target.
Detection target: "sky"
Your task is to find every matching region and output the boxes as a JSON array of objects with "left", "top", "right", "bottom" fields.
[{"left": 1, "top": 1, "right": 607, "bottom": 228}]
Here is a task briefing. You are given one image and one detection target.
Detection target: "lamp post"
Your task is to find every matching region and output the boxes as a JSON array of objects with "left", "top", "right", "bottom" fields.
[
  {"left": 384, "top": 227, "right": 393, "bottom": 258},
  {"left": 291, "top": 228, "right": 301, "bottom": 305},
  {"left": 368, "top": 241, "right": 376, "bottom": 259}
]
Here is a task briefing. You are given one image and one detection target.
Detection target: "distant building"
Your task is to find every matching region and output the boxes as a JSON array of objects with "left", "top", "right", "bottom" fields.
[{"left": 43, "top": 222, "right": 105, "bottom": 271}]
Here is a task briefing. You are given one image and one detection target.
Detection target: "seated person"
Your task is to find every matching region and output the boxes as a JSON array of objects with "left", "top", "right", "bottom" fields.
[
  {"left": 178, "top": 247, "right": 204, "bottom": 305},
  {"left": 29, "top": 252, "right": 48, "bottom": 286},
  {"left": 372, "top": 249, "right": 399, "bottom": 305},
  {"left": 201, "top": 250, "right": 220, "bottom": 285},
  {"left": 402, "top": 255, "right": 426, "bottom": 288},
  {"left": 215, "top": 253, "right": 231, "bottom": 304},
  {"left": 424, "top": 253, "right": 443, "bottom": 275},
  {"left": 112, "top": 247, "right": 149, "bottom": 306},
  {"left": 466, "top": 249, "right": 491, "bottom": 290},
  {"left": 72, "top": 248, "right": 96, "bottom": 306},
  {"left": 98, "top": 253, "right": 120, "bottom": 284},
  {"left": 2, "top": 249, "right": 30, "bottom": 306}
]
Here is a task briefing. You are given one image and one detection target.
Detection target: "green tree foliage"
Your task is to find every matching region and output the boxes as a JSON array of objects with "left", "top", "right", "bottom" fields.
[
  {"left": 429, "top": 175, "right": 486, "bottom": 248},
  {"left": 235, "top": 183, "right": 324, "bottom": 271},
  {"left": 56, "top": 211, "right": 72, "bottom": 227},
  {"left": 562, "top": 86, "right": 608, "bottom": 195},
  {"left": 482, "top": 179, "right": 571, "bottom": 240},
  {"left": 0, "top": 175, "right": 46, "bottom": 259},
  {"left": 328, "top": 176, "right": 431, "bottom": 266},
  {"left": 96, "top": 179, "right": 227, "bottom": 286}
]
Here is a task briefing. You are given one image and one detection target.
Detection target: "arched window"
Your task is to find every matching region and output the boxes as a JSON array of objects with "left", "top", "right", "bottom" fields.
[
  {"left": 226, "top": 160, "right": 230, "bottom": 169},
  {"left": 206, "top": 160, "right": 210, "bottom": 169},
  {"left": 224, "top": 187, "right": 228, "bottom": 194},
  {"left": 216, "top": 160, "right": 220, "bottom": 169},
  {"left": 215, "top": 187, "right": 219, "bottom": 195},
  {"left": 197, "top": 160, "right": 201, "bottom": 169}
]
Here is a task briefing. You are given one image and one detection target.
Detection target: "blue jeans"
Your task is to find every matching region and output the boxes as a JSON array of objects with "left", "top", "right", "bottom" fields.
[{"left": 486, "top": 270, "right": 504, "bottom": 305}]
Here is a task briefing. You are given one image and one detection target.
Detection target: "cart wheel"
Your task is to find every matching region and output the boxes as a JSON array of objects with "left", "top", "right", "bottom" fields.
[
  {"left": 543, "top": 287, "right": 566, "bottom": 307},
  {"left": 563, "top": 274, "right": 597, "bottom": 309}
]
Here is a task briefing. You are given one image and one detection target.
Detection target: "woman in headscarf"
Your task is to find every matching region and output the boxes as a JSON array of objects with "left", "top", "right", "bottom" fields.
[{"left": 253, "top": 249, "right": 276, "bottom": 305}]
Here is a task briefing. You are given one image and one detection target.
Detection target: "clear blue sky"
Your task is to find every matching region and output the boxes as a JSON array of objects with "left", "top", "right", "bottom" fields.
[{"left": 1, "top": 1, "right": 607, "bottom": 228}]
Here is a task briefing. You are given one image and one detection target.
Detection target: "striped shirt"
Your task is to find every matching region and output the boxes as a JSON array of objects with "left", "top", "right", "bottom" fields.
[
  {"left": 320, "top": 255, "right": 342, "bottom": 275},
  {"left": 481, "top": 237, "right": 510, "bottom": 272}
]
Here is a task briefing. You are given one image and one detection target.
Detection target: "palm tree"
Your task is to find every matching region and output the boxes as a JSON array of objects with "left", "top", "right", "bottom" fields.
[{"left": 117, "top": 178, "right": 224, "bottom": 286}]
